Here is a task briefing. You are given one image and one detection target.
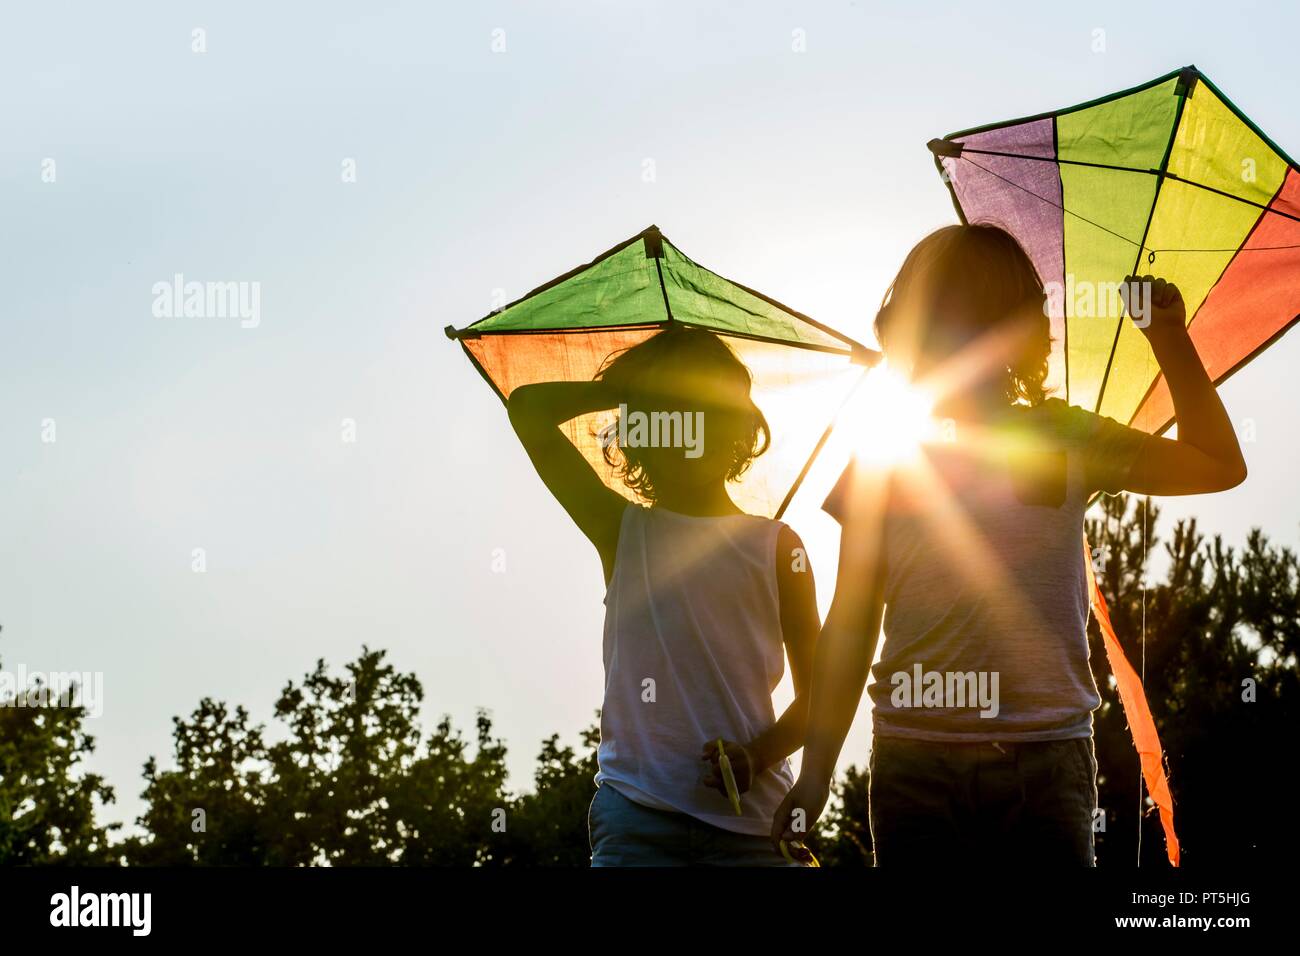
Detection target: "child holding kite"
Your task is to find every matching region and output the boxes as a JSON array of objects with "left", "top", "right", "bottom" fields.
[
  {"left": 772, "top": 223, "right": 1247, "bottom": 865},
  {"left": 508, "top": 326, "right": 820, "bottom": 866}
]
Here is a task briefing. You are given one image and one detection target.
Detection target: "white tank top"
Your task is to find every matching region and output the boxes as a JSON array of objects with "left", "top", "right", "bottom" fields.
[{"left": 595, "top": 504, "right": 795, "bottom": 836}]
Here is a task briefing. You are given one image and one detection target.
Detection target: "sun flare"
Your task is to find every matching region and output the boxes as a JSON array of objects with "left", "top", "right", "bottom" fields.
[{"left": 836, "top": 364, "right": 938, "bottom": 466}]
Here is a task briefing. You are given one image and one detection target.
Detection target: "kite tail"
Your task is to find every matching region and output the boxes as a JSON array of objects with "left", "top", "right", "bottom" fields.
[{"left": 1082, "top": 535, "right": 1181, "bottom": 867}]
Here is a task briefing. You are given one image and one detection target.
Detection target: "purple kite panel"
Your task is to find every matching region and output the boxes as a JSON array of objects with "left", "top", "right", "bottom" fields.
[{"left": 944, "top": 118, "right": 1067, "bottom": 396}]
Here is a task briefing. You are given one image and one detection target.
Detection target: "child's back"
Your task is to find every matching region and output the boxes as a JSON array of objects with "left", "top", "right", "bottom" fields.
[
  {"left": 508, "top": 325, "right": 820, "bottom": 866},
  {"left": 776, "top": 223, "right": 1246, "bottom": 867},
  {"left": 599, "top": 505, "right": 794, "bottom": 832},
  {"left": 826, "top": 398, "right": 1142, "bottom": 741}
]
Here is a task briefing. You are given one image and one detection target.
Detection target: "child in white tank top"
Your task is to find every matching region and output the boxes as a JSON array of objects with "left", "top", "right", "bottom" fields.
[{"left": 508, "top": 326, "right": 821, "bottom": 866}]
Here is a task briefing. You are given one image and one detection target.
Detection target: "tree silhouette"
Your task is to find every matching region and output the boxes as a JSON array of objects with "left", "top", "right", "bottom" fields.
[
  {"left": 122, "top": 648, "right": 511, "bottom": 866},
  {"left": 813, "top": 765, "right": 873, "bottom": 866},
  {"left": 123, "top": 699, "right": 270, "bottom": 865},
  {"left": 488, "top": 722, "right": 600, "bottom": 866},
  {"left": 7, "top": 500, "right": 1297, "bottom": 867},
  {"left": 0, "top": 636, "right": 118, "bottom": 865},
  {"left": 1087, "top": 494, "right": 1300, "bottom": 866}
]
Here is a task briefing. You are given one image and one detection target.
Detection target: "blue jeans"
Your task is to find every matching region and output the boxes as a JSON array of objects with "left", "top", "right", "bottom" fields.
[
  {"left": 869, "top": 735, "right": 1099, "bottom": 867},
  {"left": 588, "top": 784, "right": 797, "bottom": 867}
]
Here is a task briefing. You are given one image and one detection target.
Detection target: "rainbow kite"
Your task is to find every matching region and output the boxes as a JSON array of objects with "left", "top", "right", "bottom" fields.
[
  {"left": 931, "top": 66, "right": 1300, "bottom": 868},
  {"left": 445, "top": 226, "right": 878, "bottom": 518},
  {"left": 928, "top": 65, "right": 1300, "bottom": 433}
]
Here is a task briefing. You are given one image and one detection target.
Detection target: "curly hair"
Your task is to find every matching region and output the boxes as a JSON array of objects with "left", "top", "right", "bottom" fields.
[
  {"left": 874, "top": 223, "right": 1052, "bottom": 406},
  {"left": 594, "top": 326, "right": 770, "bottom": 502}
]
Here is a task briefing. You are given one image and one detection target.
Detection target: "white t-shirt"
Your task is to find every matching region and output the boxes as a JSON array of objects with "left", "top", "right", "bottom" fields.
[{"left": 595, "top": 504, "right": 795, "bottom": 836}]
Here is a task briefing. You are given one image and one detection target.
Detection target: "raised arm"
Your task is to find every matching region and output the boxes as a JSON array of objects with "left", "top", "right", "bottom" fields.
[
  {"left": 506, "top": 381, "right": 629, "bottom": 580},
  {"left": 1118, "top": 275, "right": 1248, "bottom": 496}
]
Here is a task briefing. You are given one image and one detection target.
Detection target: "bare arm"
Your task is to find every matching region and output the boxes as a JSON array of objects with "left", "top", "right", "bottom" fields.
[
  {"left": 797, "top": 504, "right": 885, "bottom": 786},
  {"left": 770, "top": 465, "right": 888, "bottom": 844},
  {"left": 702, "top": 525, "right": 821, "bottom": 793},
  {"left": 1119, "top": 275, "right": 1248, "bottom": 496},
  {"left": 753, "top": 525, "right": 822, "bottom": 769},
  {"left": 506, "top": 382, "right": 628, "bottom": 580}
]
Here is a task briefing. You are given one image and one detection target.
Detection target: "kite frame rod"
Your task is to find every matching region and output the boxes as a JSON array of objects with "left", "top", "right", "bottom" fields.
[
  {"left": 953, "top": 154, "right": 1300, "bottom": 258},
  {"left": 446, "top": 321, "right": 665, "bottom": 341},
  {"left": 1198, "top": 70, "right": 1300, "bottom": 172},
  {"left": 446, "top": 224, "right": 872, "bottom": 356},
  {"left": 940, "top": 66, "right": 1190, "bottom": 142},
  {"left": 1094, "top": 76, "right": 1195, "bottom": 414},
  {"left": 458, "top": 230, "right": 655, "bottom": 330},
  {"left": 935, "top": 64, "right": 1300, "bottom": 173},
  {"left": 1126, "top": 172, "right": 1299, "bottom": 431},
  {"left": 1126, "top": 310, "right": 1300, "bottom": 437},
  {"left": 950, "top": 152, "right": 1300, "bottom": 434},
  {"left": 958, "top": 146, "right": 1157, "bottom": 177},
  {"left": 675, "top": 321, "right": 877, "bottom": 361},
  {"left": 773, "top": 366, "right": 872, "bottom": 519},
  {"left": 446, "top": 319, "right": 871, "bottom": 361},
  {"left": 671, "top": 253, "right": 868, "bottom": 353},
  {"left": 953, "top": 147, "right": 1300, "bottom": 227}
]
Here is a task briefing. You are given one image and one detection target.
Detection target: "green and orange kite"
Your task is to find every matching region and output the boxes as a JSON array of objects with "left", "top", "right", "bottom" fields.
[{"left": 445, "top": 226, "right": 878, "bottom": 519}]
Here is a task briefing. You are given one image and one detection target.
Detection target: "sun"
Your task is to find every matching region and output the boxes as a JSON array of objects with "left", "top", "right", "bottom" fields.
[{"left": 837, "top": 364, "right": 937, "bottom": 466}]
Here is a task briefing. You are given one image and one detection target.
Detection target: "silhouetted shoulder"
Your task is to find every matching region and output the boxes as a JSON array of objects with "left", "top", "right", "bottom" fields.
[
  {"left": 1030, "top": 398, "right": 1098, "bottom": 444},
  {"left": 1031, "top": 398, "right": 1148, "bottom": 495}
]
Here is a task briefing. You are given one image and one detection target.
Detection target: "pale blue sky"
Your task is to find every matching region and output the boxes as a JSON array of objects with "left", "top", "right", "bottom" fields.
[{"left": 3, "top": 1, "right": 1298, "bottom": 832}]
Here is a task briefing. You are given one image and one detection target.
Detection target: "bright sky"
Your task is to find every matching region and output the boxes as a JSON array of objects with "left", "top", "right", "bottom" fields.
[{"left": 3, "top": 1, "right": 1298, "bottom": 833}]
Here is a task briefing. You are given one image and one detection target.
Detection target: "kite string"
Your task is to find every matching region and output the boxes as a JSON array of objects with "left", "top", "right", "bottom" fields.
[
  {"left": 1138, "top": 494, "right": 1148, "bottom": 866},
  {"left": 962, "top": 156, "right": 1142, "bottom": 249},
  {"left": 1137, "top": 295, "right": 1153, "bottom": 866},
  {"left": 959, "top": 157, "right": 1300, "bottom": 262}
]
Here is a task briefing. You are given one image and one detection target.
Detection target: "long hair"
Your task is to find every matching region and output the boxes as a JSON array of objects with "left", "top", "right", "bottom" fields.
[
  {"left": 875, "top": 223, "right": 1052, "bottom": 406},
  {"left": 594, "top": 325, "right": 770, "bottom": 502}
]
